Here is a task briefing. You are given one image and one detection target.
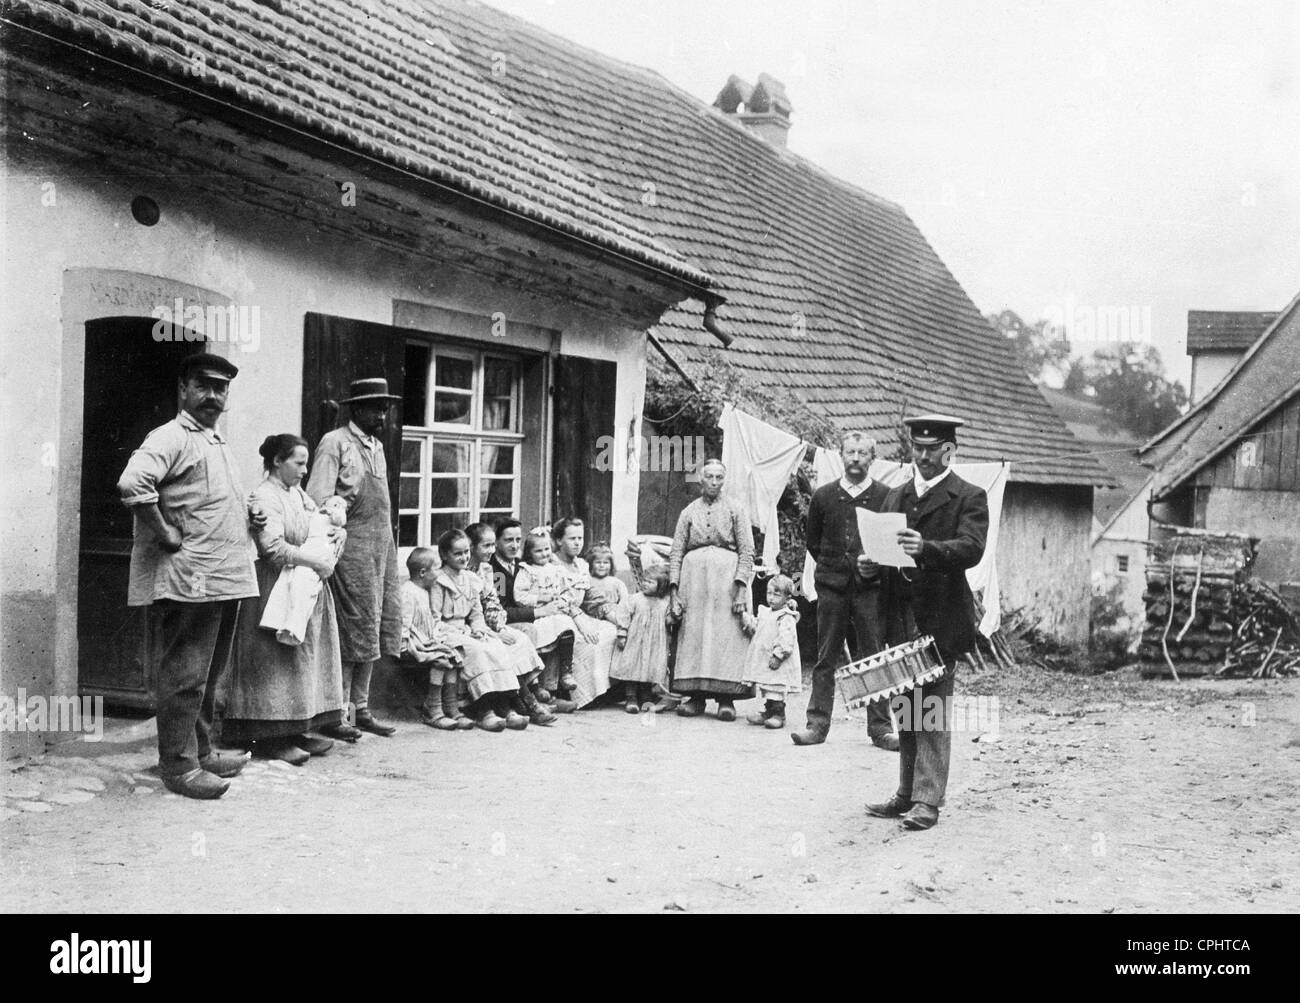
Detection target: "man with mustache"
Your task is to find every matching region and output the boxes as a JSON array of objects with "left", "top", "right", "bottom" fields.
[
  {"left": 306, "top": 378, "right": 403, "bottom": 739},
  {"left": 118, "top": 352, "right": 259, "bottom": 799},
  {"left": 867, "top": 415, "right": 988, "bottom": 831},
  {"left": 792, "top": 431, "right": 899, "bottom": 748}
]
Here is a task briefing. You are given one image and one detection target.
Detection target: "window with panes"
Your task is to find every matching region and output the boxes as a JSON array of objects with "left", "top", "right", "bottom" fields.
[{"left": 398, "top": 343, "right": 523, "bottom": 548}]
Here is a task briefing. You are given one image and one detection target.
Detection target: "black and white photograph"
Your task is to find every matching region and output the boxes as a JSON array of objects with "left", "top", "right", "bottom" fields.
[{"left": 1, "top": 0, "right": 1296, "bottom": 940}]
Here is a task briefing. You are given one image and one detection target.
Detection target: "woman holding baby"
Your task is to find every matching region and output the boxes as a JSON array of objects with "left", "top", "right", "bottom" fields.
[{"left": 220, "top": 434, "right": 347, "bottom": 764}]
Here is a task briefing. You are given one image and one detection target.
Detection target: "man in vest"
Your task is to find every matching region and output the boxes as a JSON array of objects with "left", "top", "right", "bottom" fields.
[
  {"left": 792, "top": 431, "right": 898, "bottom": 748},
  {"left": 306, "top": 377, "right": 403, "bottom": 739}
]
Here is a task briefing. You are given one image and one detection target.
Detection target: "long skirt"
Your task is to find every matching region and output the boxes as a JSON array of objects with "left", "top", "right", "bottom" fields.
[
  {"left": 514, "top": 612, "right": 575, "bottom": 652},
  {"left": 500, "top": 626, "right": 544, "bottom": 680},
  {"left": 673, "top": 545, "right": 754, "bottom": 698},
  {"left": 570, "top": 612, "right": 618, "bottom": 708},
  {"left": 459, "top": 634, "right": 522, "bottom": 701},
  {"left": 221, "top": 559, "right": 345, "bottom": 743}
]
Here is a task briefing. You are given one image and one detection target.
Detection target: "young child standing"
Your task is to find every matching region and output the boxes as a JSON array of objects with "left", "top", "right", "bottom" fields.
[
  {"left": 611, "top": 563, "right": 672, "bottom": 713},
  {"left": 741, "top": 573, "right": 803, "bottom": 730},
  {"left": 402, "top": 548, "right": 471, "bottom": 731}
]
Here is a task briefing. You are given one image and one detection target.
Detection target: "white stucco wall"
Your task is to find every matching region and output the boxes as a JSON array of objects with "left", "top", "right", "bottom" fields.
[{"left": 1, "top": 163, "right": 658, "bottom": 722}]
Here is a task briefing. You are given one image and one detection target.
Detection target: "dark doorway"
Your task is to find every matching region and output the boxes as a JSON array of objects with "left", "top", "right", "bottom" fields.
[{"left": 77, "top": 317, "right": 192, "bottom": 708}]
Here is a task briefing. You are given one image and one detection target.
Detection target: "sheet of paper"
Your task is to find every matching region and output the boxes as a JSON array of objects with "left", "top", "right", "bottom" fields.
[{"left": 855, "top": 509, "right": 915, "bottom": 568}]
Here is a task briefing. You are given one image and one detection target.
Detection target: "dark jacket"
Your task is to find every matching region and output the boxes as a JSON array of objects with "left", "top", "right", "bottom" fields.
[
  {"left": 488, "top": 553, "right": 534, "bottom": 624},
  {"left": 883, "top": 471, "right": 988, "bottom": 660},
  {"left": 805, "top": 478, "right": 892, "bottom": 594}
]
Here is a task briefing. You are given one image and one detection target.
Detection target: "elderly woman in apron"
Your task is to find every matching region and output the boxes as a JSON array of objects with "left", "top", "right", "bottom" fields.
[
  {"left": 668, "top": 459, "right": 755, "bottom": 720},
  {"left": 223, "top": 434, "right": 345, "bottom": 764},
  {"left": 304, "top": 378, "right": 403, "bottom": 739}
]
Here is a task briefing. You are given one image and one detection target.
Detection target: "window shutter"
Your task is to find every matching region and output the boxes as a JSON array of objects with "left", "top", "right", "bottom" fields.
[
  {"left": 301, "top": 313, "right": 407, "bottom": 538},
  {"left": 552, "top": 355, "right": 617, "bottom": 545}
]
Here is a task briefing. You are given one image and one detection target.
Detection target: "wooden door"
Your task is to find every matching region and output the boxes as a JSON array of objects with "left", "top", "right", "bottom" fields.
[
  {"left": 552, "top": 355, "right": 617, "bottom": 545},
  {"left": 301, "top": 312, "right": 407, "bottom": 539},
  {"left": 77, "top": 317, "right": 192, "bottom": 708}
]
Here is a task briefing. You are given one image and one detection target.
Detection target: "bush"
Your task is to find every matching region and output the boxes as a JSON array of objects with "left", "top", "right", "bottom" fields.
[{"left": 1089, "top": 581, "right": 1132, "bottom": 671}]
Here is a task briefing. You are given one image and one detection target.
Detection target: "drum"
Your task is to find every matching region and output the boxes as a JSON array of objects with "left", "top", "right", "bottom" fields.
[{"left": 835, "top": 636, "right": 945, "bottom": 709}]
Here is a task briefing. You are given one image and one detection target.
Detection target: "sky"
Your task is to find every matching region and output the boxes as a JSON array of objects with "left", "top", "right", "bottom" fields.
[{"left": 495, "top": 0, "right": 1300, "bottom": 385}]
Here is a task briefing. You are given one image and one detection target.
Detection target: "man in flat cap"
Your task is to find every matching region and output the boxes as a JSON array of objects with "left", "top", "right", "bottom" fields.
[
  {"left": 118, "top": 352, "right": 258, "bottom": 799},
  {"left": 306, "top": 377, "right": 403, "bottom": 738},
  {"left": 867, "top": 415, "right": 988, "bottom": 830}
]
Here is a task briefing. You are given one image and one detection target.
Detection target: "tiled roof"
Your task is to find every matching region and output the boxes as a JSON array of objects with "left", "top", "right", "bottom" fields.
[
  {"left": 429, "top": 1, "right": 1106, "bottom": 486},
  {"left": 5, "top": 0, "right": 713, "bottom": 289},
  {"left": 1143, "top": 293, "right": 1300, "bottom": 498},
  {"left": 1186, "top": 310, "right": 1278, "bottom": 353},
  {"left": 12, "top": 0, "right": 1106, "bottom": 485}
]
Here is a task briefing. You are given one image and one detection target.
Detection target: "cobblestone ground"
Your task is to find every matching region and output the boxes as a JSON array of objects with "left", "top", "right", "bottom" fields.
[{"left": 3, "top": 663, "right": 1297, "bottom": 913}]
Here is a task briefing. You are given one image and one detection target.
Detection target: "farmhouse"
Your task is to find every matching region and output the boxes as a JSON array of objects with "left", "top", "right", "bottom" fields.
[
  {"left": 1141, "top": 294, "right": 1300, "bottom": 593},
  {"left": 1, "top": 0, "right": 1103, "bottom": 759}
]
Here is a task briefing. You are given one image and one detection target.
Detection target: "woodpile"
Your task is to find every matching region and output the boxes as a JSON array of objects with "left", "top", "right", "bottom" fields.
[
  {"left": 1220, "top": 579, "right": 1300, "bottom": 678},
  {"left": 1137, "top": 528, "right": 1297, "bottom": 678}
]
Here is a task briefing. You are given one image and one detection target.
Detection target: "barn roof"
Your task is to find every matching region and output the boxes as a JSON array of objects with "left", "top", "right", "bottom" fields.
[
  {"left": 1142, "top": 292, "right": 1300, "bottom": 499},
  {"left": 10, "top": 0, "right": 1107, "bottom": 486},
  {"left": 423, "top": 1, "right": 1106, "bottom": 486}
]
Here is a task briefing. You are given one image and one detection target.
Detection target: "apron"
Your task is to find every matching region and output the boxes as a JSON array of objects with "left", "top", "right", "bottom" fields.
[{"left": 330, "top": 461, "right": 402, "bottom": 664}]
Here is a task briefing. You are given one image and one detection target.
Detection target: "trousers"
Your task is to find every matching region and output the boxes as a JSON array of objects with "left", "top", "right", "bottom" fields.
[
  {"left": 807, "top": 586, "right": 892, "bottom": 737},
  {"left": 892, "top": 659, "right": 958, "bottom": 808},
  {"left": 342, "top": 659, "right": 375, "bottom": 712},
  {"left": 151, "top": 598, "right": 241, "bottom": 777}
]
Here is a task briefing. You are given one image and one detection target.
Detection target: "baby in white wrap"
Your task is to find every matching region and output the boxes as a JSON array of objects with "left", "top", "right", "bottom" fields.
[{"left": 260, "top": 495, "right": 348, "bottom": 645}]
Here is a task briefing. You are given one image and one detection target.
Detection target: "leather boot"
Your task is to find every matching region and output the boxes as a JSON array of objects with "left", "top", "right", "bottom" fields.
[{"left": 518, "top": 684, "right": 557, "bottom": 726}]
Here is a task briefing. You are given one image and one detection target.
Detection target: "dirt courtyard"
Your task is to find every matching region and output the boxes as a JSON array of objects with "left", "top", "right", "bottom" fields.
[{"left": 3, "top": 661, "right": 1297, "bottom": 913}]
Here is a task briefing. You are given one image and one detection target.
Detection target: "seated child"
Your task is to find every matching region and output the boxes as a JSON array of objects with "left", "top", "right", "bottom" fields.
[
  {"left": 610, "top": 563, "right": 672, "bottom": 713},
  {"left": 402, "top": 547, "right": 471, "bottom": 731},
  {"left": 514, "top": 530, "right": 580, "bottom": 696},
  {"left": 259, "top": 495, "right": 347, "bottom": 645},
  {"left": 581, "top": 542, "right": 630, "bottom": 630},
  {"left": 740, "top": 573, "right": 803, "bottom": 730},
  {"left": 465, "top": 522, "right": 555, "bottom": 726},
  {"left": 431, "top": 529, "right": 532, "bottom": 733}
]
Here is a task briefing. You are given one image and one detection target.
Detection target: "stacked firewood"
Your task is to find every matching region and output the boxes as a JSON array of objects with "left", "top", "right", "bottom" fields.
[
  {"left": 1220, "top": 579, "right": 1300, "bottom": 678},
  {"left": 1138, "top": 530, "right": 1257, "bottom": 674}
]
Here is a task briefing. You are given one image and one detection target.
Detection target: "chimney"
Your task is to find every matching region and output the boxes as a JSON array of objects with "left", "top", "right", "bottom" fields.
[{"left": 713, "top": 72, "right": 793, "bottom": 147}]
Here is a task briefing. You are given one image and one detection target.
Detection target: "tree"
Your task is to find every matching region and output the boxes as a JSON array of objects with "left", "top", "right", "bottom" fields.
[
  {"left": 986, "top": 309, "right": 1072, "bottom": 386},
  {"left": 1075, "top": 343, "right": 1188, "bottom": 439}
]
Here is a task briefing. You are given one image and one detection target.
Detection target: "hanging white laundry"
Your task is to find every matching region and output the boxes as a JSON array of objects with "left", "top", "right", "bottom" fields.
[
  {"left": 719, "top": 404, "right": 808, "bottom": 569},
  {"left": 800, "top": 447, "right": 845, "bottom": 601},
  {"left": 868, "top": 459, "right": 1010, "bottom": 637}
]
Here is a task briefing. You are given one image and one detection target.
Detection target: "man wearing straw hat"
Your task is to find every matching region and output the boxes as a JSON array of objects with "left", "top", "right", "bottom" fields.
[
  {"left": 306, "top": 377, "right": 404, "bottom": 739},
  {"left": 866, "top": 414, "right": 987, "bottom": 831}
]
